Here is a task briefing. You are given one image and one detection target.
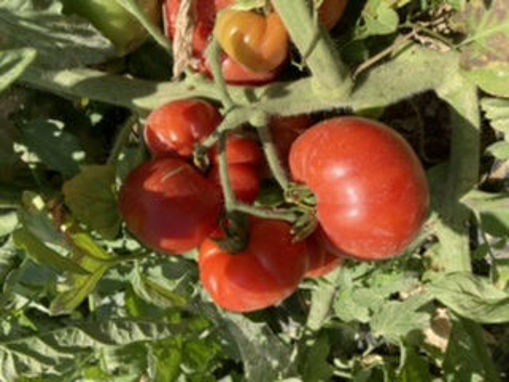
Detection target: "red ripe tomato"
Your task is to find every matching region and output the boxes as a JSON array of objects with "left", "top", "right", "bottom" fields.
[
  {"left": 289, "top": 117, "right": 430, "bottom": 261},
  {"left": 144, "top": 99, "right": 221, "bottom": 158},
  {"left": 203, "top": 54, "right": 279, "bottom": 85},
  {"left": 304, "top": 229, "right": 343, "bottom": 279},
  {"left": 210, "top": 135, "right": 263, "bottom": 166},
  {"left": 208, "top": 164, "right": 261, "bottom": 204},
  {"left": 119, "top": 158, "right": 221, "bottom": 254},
  {"left": 199, "top": 218, "right": 308, "bottom": 312}
]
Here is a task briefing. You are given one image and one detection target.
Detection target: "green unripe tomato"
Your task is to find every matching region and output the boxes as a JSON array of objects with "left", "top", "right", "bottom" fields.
[{"left": 63, "top": 0, "right": 160, "bottom": 55}]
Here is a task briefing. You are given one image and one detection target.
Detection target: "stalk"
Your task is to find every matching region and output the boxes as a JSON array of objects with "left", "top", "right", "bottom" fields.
[{"left": 272, "top": 0, "right": 352, "bottom": 97}]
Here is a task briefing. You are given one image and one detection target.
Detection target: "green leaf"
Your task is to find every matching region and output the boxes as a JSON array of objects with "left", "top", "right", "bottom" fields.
[
  {"left": 357, "top": 0, "right": 399, "bottom": 39},
  {"left": 0, "top": 210, "right": 18, "bottom": 237},
  {"left": 462, "top": 190, "right": 509, "bottom": 237},
  {"left": 0, "top": 318, "right": 187, "bottom": 381},
  {"left": 482, "top": 97, "right": 509, "bottom": 135},
  {"left": 298, "top": 334, "right": 334, "bottom": 382},
  {"left": 0, "top": 0, "right": 115, "bottom": 69},
  {"left": 486, "top": 141, "right": 509, "bottom": 160},
  {"left": 398, "top": 346, "right": 432, "bottom": 382},
  {"left": 50, "top": 233, "right": 114, "bottom": 315},
  {"left": 370, "top": 293, "right": 432, "bottom": 343},
  {"left": 12, "top": 228, "right": 90, "bottom": 275},
  {"left": 63, "top": 165, "right": 120, "bottom": 240},
  {"left": 455, "top": 0, "right": 509, "bottom": 97},
  {"left": 429, "top": 272, "right": 509, "bottom": 323},
  {"left": 19, "top": 119, "right": 86, "bottom": 177},
  {"left": 443, "top": 318, "right": 499, "bottom": 382},
  {"left": 0, "top": 48, "right": 36, "bottom": 93},
  {"left": 0, "top": 239, "right": 19, "bottom": 285}
]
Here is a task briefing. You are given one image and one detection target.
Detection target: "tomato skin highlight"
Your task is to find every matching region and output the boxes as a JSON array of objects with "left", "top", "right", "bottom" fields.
[
  {"left": 289, "top": 117, "right": 430, "bottom": 260},
  {"left": 199, "top": 219, "right": 308, "bottom": 312},
  {"left": 208, "top": 164, "right": 261, "bottom": 204},
  {"left": 144, "top": 99, "right": 222, "bottom": 158},
  {"left": 119, "top": 158, "right": 221, "bottom": 254},
  {"left": 215, "top": 10, "right": 289, "bottom": 73}
]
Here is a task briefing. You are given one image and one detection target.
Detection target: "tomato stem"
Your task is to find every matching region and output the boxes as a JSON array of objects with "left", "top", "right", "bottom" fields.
[
  {"left": 205, "top": 39, "right": 235, "bottom": 111},
  {"left": 272, "top": 0, "right": 351, "bottom": 97},
  {"left": 257, "top": 123, "right": 289, "bottom": 191}
]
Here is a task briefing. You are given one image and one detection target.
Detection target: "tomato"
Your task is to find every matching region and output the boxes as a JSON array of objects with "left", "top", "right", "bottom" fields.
[
  {"left": 63, "top": 0, "right": 160, "bottom": 54},
  {"left": 119, "top": 158, "right": 221, "bottom": 254},
  {"left": 204, "top": 55, "right": 279, "bottom": 85},
  {"left": 270, "top": 115, "right": 312, "bottom": 166},
  {"left": 289, "top": 117, "right": 430, "bottom": 261},
  {"left": 208, "top": 164, "right": 261, "bottom": 204},
  {"left": 199, "top": 218, "right": 308, "bottom": 312},
  {"left": 215, "top": 10, "right": 289, "bottom": 73},
  {"left": 304, "top": 229, "right": 343, "bottom": 279},
  {"left": 144, "top": 99, "right": 222, "bottom": 158},
  {"left": 319, "top": 0, "right": 349, "bottom": 30},
  {"left": 210, "top": 135, "right": 263, "bottom": 166}
]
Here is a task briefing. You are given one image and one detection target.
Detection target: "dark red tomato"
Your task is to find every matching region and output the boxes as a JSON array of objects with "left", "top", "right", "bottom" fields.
[
  {"left": 144, "top": 99, "right": 222, "bottom": 158},
  {"left": 289, "top": 117, "right": 430, "bottom": 261},
  {"left": 210, "top": 135, "right": 263, "bottom": 167},
  {"left": 270, "top": 115, "right": 312, "bottom": 165},
  {"left": 119, "top": 158, "right": 221, "bottom": 254},
  {"left": 304, "top": 229, "right": 343, "bottom": 279},
  {"left": 208, "top": 164, "right": 261, "bottom": 204},
  {"left": 199, "top": 218, "right": 308, "bottom": 312}
]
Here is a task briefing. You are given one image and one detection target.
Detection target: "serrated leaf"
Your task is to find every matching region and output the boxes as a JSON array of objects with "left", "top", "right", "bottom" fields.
[
  {"left": 0, "top": 0, "right": 115, "bottom": 69},
  {"left": 429, "top": 272, "right": 509, "bottom": 323},
  {"left": 12, "top": 228, "right": 90, "bottom": 275},
  {"left": 482, "top": 97, "right": 509, "bottom": 134},
  {"left": 456, "top": 0, "right": 509, "bottom": 97},
  {"left": 19, "top": 119, "right": 85, "bottom": 177},
  {"left": 63, "top": 165, "right": 120, "bottom": 240},
  {"left": 0, "top": 318, "right": 186, "bottom": 381},
  {"left": 370, "top": 293, "right": 432, "bottom": 343},
  {"left": 0, "top": 48, "right": 36, "bottom": 93}
]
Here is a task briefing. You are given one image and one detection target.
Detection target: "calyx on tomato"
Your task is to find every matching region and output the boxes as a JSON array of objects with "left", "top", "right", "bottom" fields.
[
  {"left": 199, "top": 218, "right": 308, "bottom": 312},
  {"left": 119, "top": 158, "right": 221, "bottom": 254},
  {"left": 289, "top": 117, "right": 430, "bottom": 261},
  {"left": 63, "top": 0, "right": 160, "bottom": 54},
  {"left": 214, "top": 10, "right": 289, "bottom": 73}
]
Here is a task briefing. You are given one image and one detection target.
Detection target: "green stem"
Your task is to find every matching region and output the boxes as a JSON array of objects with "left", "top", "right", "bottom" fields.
[
  {"left": 306, "top": 267, "right": 341, "bottom": 331},
  {"left": 234, "top": 203, "right": 296, "bottom": 223},
  {"left": 272, "top": 0, "right": 352, "bottom": 97},
  {"left": 205, "top": 39, "right": 235, "bottom": 110},
  {"left": 257, "top": 123, "right": 289, "bottom": 191},
  {"left": 217, "top": 131, "right": 236, "bottom": 212}
]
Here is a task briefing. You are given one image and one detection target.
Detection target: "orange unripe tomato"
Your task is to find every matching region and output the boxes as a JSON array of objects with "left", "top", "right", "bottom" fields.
[
  {"left": 319, "top": 0, "right": 349, "bottom": 30},
  {"left": 214, "top": 10, "right": 289, "bottom": 73}
]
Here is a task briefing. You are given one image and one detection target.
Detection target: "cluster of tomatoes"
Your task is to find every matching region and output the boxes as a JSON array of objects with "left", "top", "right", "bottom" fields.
[
  {"left": 165, "top": 0, "right": 349, "bottom": 83},
  {"left": 119, "top": 97, "right": 430, "bottom": 312}
]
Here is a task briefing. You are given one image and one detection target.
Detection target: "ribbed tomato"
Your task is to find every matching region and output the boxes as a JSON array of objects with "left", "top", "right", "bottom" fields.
[
  {"left": 304, "top": 229, "right": 343, "bottom": 278},
  {"left": 144, "top": 99, "right": 221, "bottom": 158},
  {"left": 199, "top": 218, "right": 308, "bottom": 312},
  {"left": 119, "top": 158, "right": 221, "bottom": 254},
  {"left": 289, "top": 117, "right": 429, "bottom": 260}
]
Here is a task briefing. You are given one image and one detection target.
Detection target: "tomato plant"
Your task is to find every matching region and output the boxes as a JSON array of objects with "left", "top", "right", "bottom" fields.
[
  {"left": 199, "top": 218, "right": 308, "bottom": 312},
  {"left": 119, "top": 158, "right": 222, "bottom": 254},
  {"left": 290, "top": 117, "right": 430, "bottom": 260},
  {"left": 210, "top": 135, "right": 263, "bottom": 166},
  {"left": 144, "top": 99, "right": 222, "bottom": 158},
  {"left": 214, "top": 10, "right": 289, "bottom": 73},
  {"left": 208, "top": 164, "right": 261, "bottom": 204},
  {"left": 62, "top": 0, "right": 160, "bottom": 54}
]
